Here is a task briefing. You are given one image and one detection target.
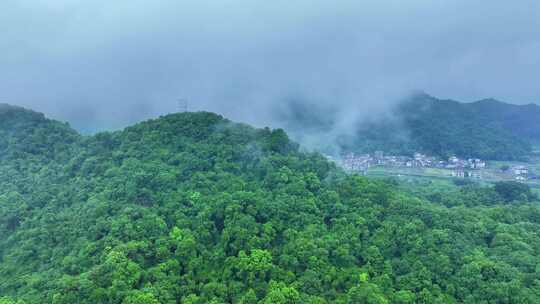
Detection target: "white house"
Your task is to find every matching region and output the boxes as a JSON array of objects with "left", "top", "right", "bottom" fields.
[
  {"left": 515, "top": 175, "right": 527, "bottom": 181},
  {"left": 513, "top": 166, "right": 529, "bottom": 176}
]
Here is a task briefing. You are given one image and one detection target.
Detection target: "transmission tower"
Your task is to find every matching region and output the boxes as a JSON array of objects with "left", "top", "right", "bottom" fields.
[{"left": 178, "top": 98, "right": 188, "bottom": 112}]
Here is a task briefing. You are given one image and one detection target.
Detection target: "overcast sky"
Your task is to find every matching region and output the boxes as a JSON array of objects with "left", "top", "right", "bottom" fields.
[{"left": 2, "top": 0, "right": 540, "bottom": 132}]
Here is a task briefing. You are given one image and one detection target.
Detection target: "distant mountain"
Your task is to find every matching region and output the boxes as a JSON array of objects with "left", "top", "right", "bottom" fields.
[
  {"left": 467, "top": 98, "right": 540, "bottom": 142},
  {"left": 283, "top": 94, "right": 540, "bottom": 160},
  {"left": 388, "top": 94, "right": 534, "bottom": 160}
]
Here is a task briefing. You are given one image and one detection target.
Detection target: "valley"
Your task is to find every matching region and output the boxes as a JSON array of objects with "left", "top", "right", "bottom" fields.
[{"left": 332, "top": 150, "right": 540, "bottom": 190}]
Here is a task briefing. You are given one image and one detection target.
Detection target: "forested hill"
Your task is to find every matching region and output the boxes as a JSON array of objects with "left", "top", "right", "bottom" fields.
[
  {"left": 283, "top": 94, "right": 540, "bottom": 160},
  {"left": 467, "top": 98, "right": 540, "bottom": 142},
  {"left": 392, "top": 94, "right": 535, "bottom": 160},
  {"left": 2, "top": 105, "right": 540, "bottom": 303},
  {"left": 0, "top": 104, "right": 80, "bottom": 162}
]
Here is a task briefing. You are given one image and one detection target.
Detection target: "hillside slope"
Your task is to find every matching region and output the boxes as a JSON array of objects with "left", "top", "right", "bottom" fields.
[
  {"left": 0, "top": 104, "right": 80, "bottom": 162},
  {"left": 1, "top": 106, "right": 540, "bottom": 303},
  {"left": 469, "top": 98, "right": 540, "bottom": 142},
  {"left": 395, "top": 94, "right": 532, "bottom": 160},
  {"left": 288, "top": 94, "right": 538, "bottom": 160}
]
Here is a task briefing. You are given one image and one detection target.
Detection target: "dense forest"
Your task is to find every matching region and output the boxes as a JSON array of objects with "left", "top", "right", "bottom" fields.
[
  {"left": 281, "top": 94, "right": 540, "bottom": 160},
  {"left": 2, "top": 104, "right": 540, "bottom": 303}
]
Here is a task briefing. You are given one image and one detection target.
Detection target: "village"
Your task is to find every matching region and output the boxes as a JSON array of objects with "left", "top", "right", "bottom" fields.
[{"left": 329, "top": 151, "right": 534, "bottom": 182}]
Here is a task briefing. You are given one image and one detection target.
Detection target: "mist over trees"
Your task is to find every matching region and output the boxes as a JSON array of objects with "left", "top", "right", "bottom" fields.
[
  {"left": 1, "top": 105, "right": 540, "bottom": 303},
  {"left": 280, "top": 93, "right": 537, "bottom": 160},
  {"left": 2, "top": 1, "right": 540, "bottom": 303}
]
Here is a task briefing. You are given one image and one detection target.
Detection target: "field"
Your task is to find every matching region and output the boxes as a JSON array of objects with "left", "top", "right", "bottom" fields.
[{"left": 364, "top": 159, "right": 540, "bottom": 189}]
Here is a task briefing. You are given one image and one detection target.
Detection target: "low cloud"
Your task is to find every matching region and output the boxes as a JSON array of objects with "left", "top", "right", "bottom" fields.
[{"left": 1, "top": 0, "right": 540, "bottom": 133}]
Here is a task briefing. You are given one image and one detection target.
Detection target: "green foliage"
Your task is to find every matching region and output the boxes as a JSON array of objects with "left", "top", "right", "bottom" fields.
[
  {"left": 0, "top": 297, "right": 25, "bottom": 304},
  {"left": 287, "top": 94, "right": 537, "bottom": 160},
  {"left": 1, "top": 107, "right": 540, "bottom": 303},
  {"left": 261, "top": 281, "right": 300, "bottom": 304},
  {"left": 0, "top": 104, "right": 80, "bottom": 162},
  {"left": 494, "top": 181, "right": 536, "bottom": 203},
  {"left": 122, "top": 291, "right": 160, "bottom": 304},
  {"left": 345, "top": 94, "right": 533, "bottom": 160}
]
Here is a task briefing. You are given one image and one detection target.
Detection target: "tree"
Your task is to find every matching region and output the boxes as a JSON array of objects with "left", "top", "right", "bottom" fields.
[
  {"left": 494, "top": 181, "right": 535, "bottom": 202},
  {"left": 122, "top": 291, "right": 160, "bottom": 304},
  {"left": 261, "top": 281, "right": 300, "bottom": 304}
]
